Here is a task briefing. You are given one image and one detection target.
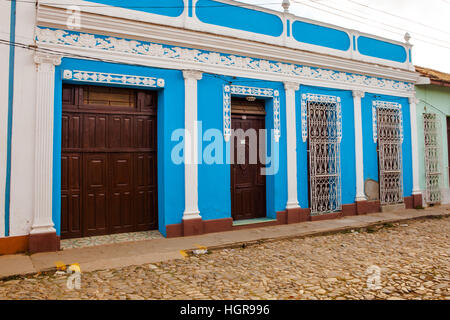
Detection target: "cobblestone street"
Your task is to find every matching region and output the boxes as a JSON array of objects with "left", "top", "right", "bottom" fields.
[{"left": 0, "top": 217, "right": 449, "bottom": 300}]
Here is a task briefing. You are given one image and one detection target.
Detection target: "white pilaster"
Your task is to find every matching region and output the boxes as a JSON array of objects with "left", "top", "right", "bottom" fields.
[
  {"left": 409, "top": 96, "right": 421, "bottom": 195},
  {"left": 284, "top": 81, "right": 300, "bottom": 209},
  {"left": 352, "top": 90, "right": 367, "bottom": 201},
  {"left": 30, "top": 53, "right": 61, "bottom": 235},
  {"left": 182, "top": 70, "right": 202, "bottom": 220}
]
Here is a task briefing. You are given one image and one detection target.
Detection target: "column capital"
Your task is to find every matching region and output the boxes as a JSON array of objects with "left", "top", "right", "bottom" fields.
[
  {"left": 283, "top": 81, "right": 300, "bottom": 91},
  {"left": 34, "top": 53, "right": 62, "bottom": 66},
  {"left": 183, "top": 70, "right": 203, "bottom": 80},
  {"left": 352, "top": 90, "right": 365, "bottom": 98},
  {"left": 408, "top": 96, "right": 419, "bottom": 104}
]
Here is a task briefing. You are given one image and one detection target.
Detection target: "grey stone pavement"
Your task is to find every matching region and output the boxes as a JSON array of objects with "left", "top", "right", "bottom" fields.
[
  {"left": 0, "top": 210, "right": 449, "bottom": 300},
  {"left": 0, "top": 205, "right": 448, "bottom": 281}
]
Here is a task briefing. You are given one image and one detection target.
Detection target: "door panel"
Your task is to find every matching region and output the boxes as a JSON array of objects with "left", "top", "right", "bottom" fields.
[
  {"left": 230, "top": 102, "right": 266, "bottom": 221},
  {"left": 61, "top": 153, "right": 82, "bottom": 238},
  {"left": 62, "top": 114, "right": 82, "bottom": 149},
  {"left": 83, "top": 114, "right": 107, "bottom": 149},
  {"left": 110, "top": 153, "right": 134, "bottom": 233},
  {"left": 109, "top": 115, "right": 133, "bottom": 149},
  {"left": 62, "top": 86, "right": 158, "bottom": 239},
  {"left": 134, "top": 153, "right": 158, "bottom": 230},
  {"left": 84, "top": 153, "right": 108, "bottom": 236}
]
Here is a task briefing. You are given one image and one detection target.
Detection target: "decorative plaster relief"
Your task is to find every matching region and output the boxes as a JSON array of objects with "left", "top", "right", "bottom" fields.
[
  {"left": 62, "top": 69, "right": 165, "bottom": 88},
  {"left": 223, "top": 84, "right": 280, "bottom": 142},
  {"left": 36, "top": 27, "right": 414, "bottom": 93},
  {"left": 372, "top": 100, "right": 403, "bottom": 143},
  {"left": 301, "top": 93, "right": 342, "bottom": 143}
]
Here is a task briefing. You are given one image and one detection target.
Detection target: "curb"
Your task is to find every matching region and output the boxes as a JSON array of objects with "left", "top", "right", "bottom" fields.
[
  {"left": 184, "top": 213, "right": 450, "bottom": 256},
  {"left": 1, "top": 211, "right": 448, "bottom": 280}
]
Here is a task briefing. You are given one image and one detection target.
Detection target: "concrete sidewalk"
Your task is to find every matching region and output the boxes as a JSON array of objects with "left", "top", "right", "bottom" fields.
[{"left": 1, "top": 205, "right": 449, "bottom": 279}]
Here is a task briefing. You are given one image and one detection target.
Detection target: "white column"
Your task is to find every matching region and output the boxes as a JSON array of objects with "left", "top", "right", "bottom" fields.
[
  {"left": 182, "top": 70, "right": 202, "bottom": 220},
  {"left": 409, "top": 96, "right": 421, "bottom": 195},
  {"left": 30, "top": 53, "right": 61, "bottom": 235},
  {"left": 284, "top": 81, "right": 300, "bottom": 209},
  {"left": 352, "top": 90, "right": 367, "bottom": 202}
]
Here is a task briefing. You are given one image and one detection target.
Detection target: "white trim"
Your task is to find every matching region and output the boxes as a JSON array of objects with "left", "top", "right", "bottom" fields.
[
  {"left": 183, "top": 70, "right": 202, "bottom": 220},
  {"left": 223, "top": 84, "right": 280, "bottom": 142},
  {"left": 409, "top": 96, "right": 421, "bottom": 195},
  {"left": 352, "top": 90, "right": 367, "bottom": 202},
  {"left": 37, "top": 0, "right": 413, "bottom": 71},
  {"left": 35, "top": 27, "right": 417, "bottom": 99},
  {"left": 31, "top": 53, "right": 61, "bottom": 235},
  {"left": 36, "top": 5, "right": 419, "bottom": 82},
  {"left": 372, "top": 100, "right": 403, "bottom": 144},
  {"left": 284, "top": 81, "right": 300, "bottom": 209},
  {"left": 62, "top": 69, "right": 165, "bottom": 88},
  {"left": 39, "top": 0, "right": 186, "bottom": 29},
  {"left": 301, "top": 93, "right": 342, "bottom": 143}
]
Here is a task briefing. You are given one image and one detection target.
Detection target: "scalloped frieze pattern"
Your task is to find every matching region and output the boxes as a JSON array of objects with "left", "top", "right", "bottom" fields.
[
  {"left": 223, "top": 85, "right": 280, "bottom": 142},
  {"left": 36, "top": 27, "right": 414, "bottom": 93}
]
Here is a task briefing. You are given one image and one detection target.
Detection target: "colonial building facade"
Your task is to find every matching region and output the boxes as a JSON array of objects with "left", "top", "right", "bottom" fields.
[
  {"left": 415, "top": 66, "right": 450, "bottom": 206},
  {"left": 0, "top": 0, "right": 427, "bottom": 254}
]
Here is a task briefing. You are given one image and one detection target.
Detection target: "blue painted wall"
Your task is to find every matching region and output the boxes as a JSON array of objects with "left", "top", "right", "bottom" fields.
[
  {"left": 87, "top": 0, "right": 184, "bottom": 17},
  {"left": 197, "top": 75, "right": 287, "bottom": 221},
  {"left": 361, "top": 94, "right": 413, "bottom": 197},
  {"left": 296, "top": 86, "right": 356, "bottom": 207},
  {"left": 292, "top": 20, "right": 351, "bottom": 51},
  {"left": 53, "top": 58, "right": 185, "bottom": 236},
  {"left": 358, "top": 36, "right": 407, "bottom": 63},
  {"left": 196, "top": 0, "right": 283, "bottom": 37},
  {"left": 50, "top": 62, "right": 412, "bottom": 238}
]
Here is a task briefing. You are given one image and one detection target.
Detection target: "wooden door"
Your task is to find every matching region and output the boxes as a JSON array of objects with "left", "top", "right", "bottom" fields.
[
  {"left": 230, "top": 99, "right": 266, "bottom": 221},
  {"left": 61, "top": 85, "right": 158, "bottom": 239}
]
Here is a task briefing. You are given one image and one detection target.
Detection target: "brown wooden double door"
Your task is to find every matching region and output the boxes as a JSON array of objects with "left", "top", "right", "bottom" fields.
[
  {"left": 61, "top": 85, "right": 158, "bottom": 239},
  {"left": 230, "top": 98, "right": 266, "bottom": 221}
]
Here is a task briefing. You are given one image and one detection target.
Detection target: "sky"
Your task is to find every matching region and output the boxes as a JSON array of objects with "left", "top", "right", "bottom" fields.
[{"left": 239, "top": 0, "right": 450, "bottom": 73}]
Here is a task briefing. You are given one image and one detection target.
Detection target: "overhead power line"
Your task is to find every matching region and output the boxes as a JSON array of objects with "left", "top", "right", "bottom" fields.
[
  {"left": 4, "top": 0, "right": 450, "bottom": 50},
  {"left": 344, "top": 0, "right": 450, "bottom": 36},
  {"left": 0, "top": 37, "right": 164, "bottom": 67},
  {"left": 291, "top": 0, "right": 450, "bottom": 50},
  {"left": 3, "top": 0, "right": 282, "bottom": 9},
  {"left": 294, "top": 0, "right": 450, "bottom": 46}
]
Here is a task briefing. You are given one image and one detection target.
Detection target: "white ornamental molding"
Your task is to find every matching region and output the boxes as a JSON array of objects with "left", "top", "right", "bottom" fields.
[
  {"left": 36, "top": 27, "right": 414, "bottom": 93},
  {"left": 63, "top": 69, "right": 165, "bottom": 88},
  {"left": 223, "top": 85, "right": 280, "bottom": 142},
  {"left": 372, "top": 100, "right": 403, "bottom": 143},
  {"left": 301, "top": 93, "right": 342, "bottom": 143}
]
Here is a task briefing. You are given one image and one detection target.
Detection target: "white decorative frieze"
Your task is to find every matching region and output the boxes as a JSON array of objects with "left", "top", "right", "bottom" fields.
[
  {"left": 223, "top": 85, "right": 232, "bottom": 141},
  {"left": 223, "top": 84, "right": 280, "bottom": 142},
  {"left": 36, "top": 27, "right": 414, "bottom": 93},
  {"left": 62, "top": 69, "right": 165, "bottom": 88},
  {"left": 301, "top": 93, "right": 342, "bottom": 143},
  {"left": 372, "top": 100, "right": 403, "bottom": 143}
]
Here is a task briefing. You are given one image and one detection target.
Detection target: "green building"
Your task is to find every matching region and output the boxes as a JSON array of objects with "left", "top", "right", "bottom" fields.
[{"left": 415, "top": 66, "right": 450, "bottom": 205}]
